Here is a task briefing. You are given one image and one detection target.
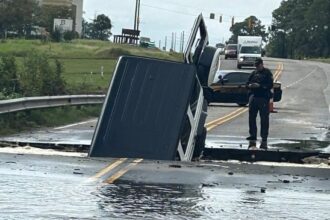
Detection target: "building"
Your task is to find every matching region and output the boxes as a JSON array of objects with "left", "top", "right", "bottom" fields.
[{"left": 38, "top": 0, "right": 83, "bottom": 36}]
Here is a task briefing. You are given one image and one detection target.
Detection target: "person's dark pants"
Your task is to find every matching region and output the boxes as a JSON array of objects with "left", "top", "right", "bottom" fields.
[{"left": 248, "top": 96, "right": 270, "bottom": 141}]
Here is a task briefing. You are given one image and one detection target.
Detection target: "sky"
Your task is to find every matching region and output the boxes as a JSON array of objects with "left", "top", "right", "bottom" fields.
[{"left": 83, "top": 0, "right": 283, "bottom": 50}]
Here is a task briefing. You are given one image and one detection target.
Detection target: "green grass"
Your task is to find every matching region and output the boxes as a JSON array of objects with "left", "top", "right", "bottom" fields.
[
  {"left": 0, "top": 39, "right": 183, "bottom": 60},
  {"left": 310, "top": 58, "right": 330, "bottom": 64},
  {"left": 1, "top": 39, "right": 183, "bottom": 93},
  {"left": 0, "top": 39, "right": 183, "bottom": 134},
  {"left": 59, "top": 58, "right": 117, "bottom": 93}
]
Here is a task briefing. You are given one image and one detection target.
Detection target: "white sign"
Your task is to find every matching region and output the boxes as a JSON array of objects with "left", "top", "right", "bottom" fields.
[{"left": 53, "top": 19, "right": 73, "bottom": 32}]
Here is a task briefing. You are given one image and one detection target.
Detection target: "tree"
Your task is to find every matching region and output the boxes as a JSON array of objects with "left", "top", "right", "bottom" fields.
[
  {"left": 0, "top": 0, "right": 40, "bottom": 38},
  {"left": 92, "top": 14, "right": 112, "bottom": 41},
  {"left": 81, "top": 18, "right": 94, "bottom": 39},
  {"left": 267, "top": 0, "right": 330, "bottom": 58},
  {"left": 0, "top": 56, "right": 20, "bottom": 96},
  {"left": 20, "top": 51, "right": 66, "bottom": 96},
  {"left": 228, "top": 16, "right": 268, "bottom": 44}
]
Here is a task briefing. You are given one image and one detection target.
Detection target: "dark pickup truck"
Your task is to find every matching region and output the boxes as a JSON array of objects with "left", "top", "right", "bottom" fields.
[{"left": 89, "top": 14, "right": 221, "bottom": 161}]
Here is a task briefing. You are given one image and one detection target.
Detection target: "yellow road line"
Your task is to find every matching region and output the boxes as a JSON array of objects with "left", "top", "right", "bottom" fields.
[
  {"left": 274, "top": 63, "right": 283, "bottom": 81},
  {"left": 206, "top": 107, "right": 247, "bottom": 131},
  {"left": 90, "top": 158, "right": 127, "bottom": 180},
  {"left": 206, "top": 107, "right": 245, "bottom": 128},
  {"left": 105, "top": 159, "right": 143, "bottom": 184},
  {"left": 206, "top": 62, "right": 283, "bottom": 132}
]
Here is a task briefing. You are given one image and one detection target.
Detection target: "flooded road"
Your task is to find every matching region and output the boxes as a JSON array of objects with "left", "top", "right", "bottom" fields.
[{"left": 0, "top": 150, "right": 329, "bottom": 219}]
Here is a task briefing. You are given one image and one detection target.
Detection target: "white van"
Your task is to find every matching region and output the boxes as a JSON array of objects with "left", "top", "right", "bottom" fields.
[{"left": 237, "top": 36, "right": 262, "bottom": 69}]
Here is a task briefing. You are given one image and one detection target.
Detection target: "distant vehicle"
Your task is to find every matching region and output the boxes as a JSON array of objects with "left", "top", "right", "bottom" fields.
[
  {"left": 215, "top": 43, "right": 225, "bottom": 55},
  {"left": 204, "top": 70, "right": 282, "bottom": 106},
  {"left": 237, "top": 36, "right": 262, "bottom": 69},
  {"left": 224, "top": 44, "right": 238, "bottom": 59},
  {"left": 140, "top": 37, "right": 156, "bottom": 48}
]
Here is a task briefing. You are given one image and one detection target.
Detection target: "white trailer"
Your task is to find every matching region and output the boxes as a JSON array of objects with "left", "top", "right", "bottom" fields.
[{"left": 237, "top": 36, "right": 262, "bottom": 69}]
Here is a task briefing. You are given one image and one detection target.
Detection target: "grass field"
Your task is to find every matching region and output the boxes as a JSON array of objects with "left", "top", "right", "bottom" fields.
[
  {"left": 0, "top": 39, "right": 182, "bottom": 60},
  {"left": 0, "top": 39, "right": 183, "bottom": 135},
  {"left": 0, "top": 39, "right": 182, "bottom": 93}
]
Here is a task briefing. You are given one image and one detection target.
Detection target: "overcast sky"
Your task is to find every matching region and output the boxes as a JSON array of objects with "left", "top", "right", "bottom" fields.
[{"left": 83, "top": 0, "right": 283, "bottom": 49}]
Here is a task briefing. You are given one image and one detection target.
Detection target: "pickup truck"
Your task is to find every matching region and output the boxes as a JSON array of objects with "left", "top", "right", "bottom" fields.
[{"left": 89, "top": 14, "right": 221, "bottom": 161}]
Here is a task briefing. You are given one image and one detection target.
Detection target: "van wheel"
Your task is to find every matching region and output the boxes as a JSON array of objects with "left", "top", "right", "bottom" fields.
[{"left": 193, "top": 127, "right": 207, "bottom": 159}]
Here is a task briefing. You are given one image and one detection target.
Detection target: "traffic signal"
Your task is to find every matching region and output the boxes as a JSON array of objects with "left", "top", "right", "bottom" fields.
[
  {"left": 219, "top": 15, "right": 222, "bottom": 23},
  {"left": 210, "top": 13, "right": 215, "bottom": 19}
]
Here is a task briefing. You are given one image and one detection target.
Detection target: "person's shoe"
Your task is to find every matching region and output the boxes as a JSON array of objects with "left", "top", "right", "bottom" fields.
[
  {"left": 246, "top": 136, "right": 256, "bottom": 141},
  {"left": 259, "top": 141, "right": 268, "bottom": 150},
  {"left": 248, "top": 140, "right": 257, "bottom": 149}
]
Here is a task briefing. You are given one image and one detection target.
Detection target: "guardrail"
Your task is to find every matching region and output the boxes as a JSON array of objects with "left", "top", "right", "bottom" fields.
[{"left": 0, "top": 95, "right": 106, "bottom": 114}]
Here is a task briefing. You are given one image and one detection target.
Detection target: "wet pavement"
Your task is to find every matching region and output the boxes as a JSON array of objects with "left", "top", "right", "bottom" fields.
[
  {"left": 206, "top": 135, "right": 330, "bottom": 153},
  {"left": 0, "top": 150, "right": 329, "bottom": 219}
]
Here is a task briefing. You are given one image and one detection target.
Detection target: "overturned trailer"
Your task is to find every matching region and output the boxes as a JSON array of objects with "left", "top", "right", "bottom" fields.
[{"left": 89, "top": 14, "right": 221, "bottom": 161}]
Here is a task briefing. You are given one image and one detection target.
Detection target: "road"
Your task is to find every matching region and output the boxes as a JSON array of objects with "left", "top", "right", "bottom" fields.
[
  {"left": 0, "top": 57, "right": 330, "bottom": 219},
  {"left": 2, "top": 57, "right": 329, "bottom": 152},
  {"left": 207, "top": 57, "right": 330, "bottom": 152}
]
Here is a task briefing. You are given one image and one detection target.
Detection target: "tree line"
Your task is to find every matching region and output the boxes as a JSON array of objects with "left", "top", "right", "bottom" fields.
[
  {"left": 0, "top": 0, "right": 112, "bottom": 41},
  {"left": 227, "top": 0, "right": 329, "bottom": 59},
  {"left": 267, "top": 0, "right": 329, "bottom": 58},
  {"left": 0, "top": 52, "right": 66, "bottom": 100}
]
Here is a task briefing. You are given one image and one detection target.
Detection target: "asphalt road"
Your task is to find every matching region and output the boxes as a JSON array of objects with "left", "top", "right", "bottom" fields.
[{"left": 207, "top": 57, "right": 330, "bottom": 152}]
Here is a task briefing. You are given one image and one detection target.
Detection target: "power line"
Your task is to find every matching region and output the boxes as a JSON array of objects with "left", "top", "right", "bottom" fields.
[
  {"left": 141, "top": 4, "right": 196, "bottom": 17},
  {"left": 141, "top": 3, "right": 273, "bottom": 21}
]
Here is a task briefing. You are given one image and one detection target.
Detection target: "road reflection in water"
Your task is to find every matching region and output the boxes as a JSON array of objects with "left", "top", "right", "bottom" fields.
[
  {"left": 96, "top": 182, "right": 203, "bottom": 219},
  {"left": 95, "top": 182, "right": 330, "bottom": 220}
]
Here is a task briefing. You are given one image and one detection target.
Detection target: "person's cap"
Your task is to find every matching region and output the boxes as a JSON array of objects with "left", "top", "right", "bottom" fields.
[{"left": 254, "top": 58, "right": 263, "bottom": 66}]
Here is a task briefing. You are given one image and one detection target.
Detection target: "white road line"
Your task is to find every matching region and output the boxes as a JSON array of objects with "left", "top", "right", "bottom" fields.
[
  {"left": 54, "top": 119, "right": 98, "bottom": 130},
  {"left": 283, "top": 67, "right": 318, "bottom": 90}
]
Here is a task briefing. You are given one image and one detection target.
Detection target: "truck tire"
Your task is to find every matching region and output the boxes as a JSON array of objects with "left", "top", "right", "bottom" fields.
[
  {"left": 237, "top": 64, "right": 242, "bottom": 69},
  {"left": 193, "top": 127, "right": 207, "bottom": 158}
]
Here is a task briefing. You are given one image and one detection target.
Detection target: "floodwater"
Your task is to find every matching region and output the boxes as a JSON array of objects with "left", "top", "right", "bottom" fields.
[{"left": 1, "top": 178, "right": 329, "bottom": 220}]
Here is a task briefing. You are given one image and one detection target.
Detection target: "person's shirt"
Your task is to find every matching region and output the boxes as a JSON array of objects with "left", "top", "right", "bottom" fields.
[{"left": 247, "top": 67, "right": 274, "bottom": 99}]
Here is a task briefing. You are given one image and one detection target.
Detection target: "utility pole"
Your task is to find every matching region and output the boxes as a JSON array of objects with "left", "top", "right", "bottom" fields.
[
  {"left": 181, "top": 32, "right": 184, "bottom": 53},
  {"left": 171, "top": 32, "right": 174, "bottom": 51},
  {"left": 134, "top": 0, "right": 141, "bottom": 30},
  {"left": 165, "top": 36, "right": 167, "bottom": 51},
  {"left": 174, "top": 32, "right": 176, "bottom": 52}
]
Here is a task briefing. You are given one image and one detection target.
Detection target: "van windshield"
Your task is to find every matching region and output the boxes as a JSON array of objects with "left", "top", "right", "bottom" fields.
[{"left": 240, "top": 46, "right": 261, "bottom": 54}]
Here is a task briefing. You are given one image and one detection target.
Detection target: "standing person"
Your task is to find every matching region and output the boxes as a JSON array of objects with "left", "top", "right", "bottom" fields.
[{"left": 246, "top": 58, "right": 273, "bottom": 149}]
